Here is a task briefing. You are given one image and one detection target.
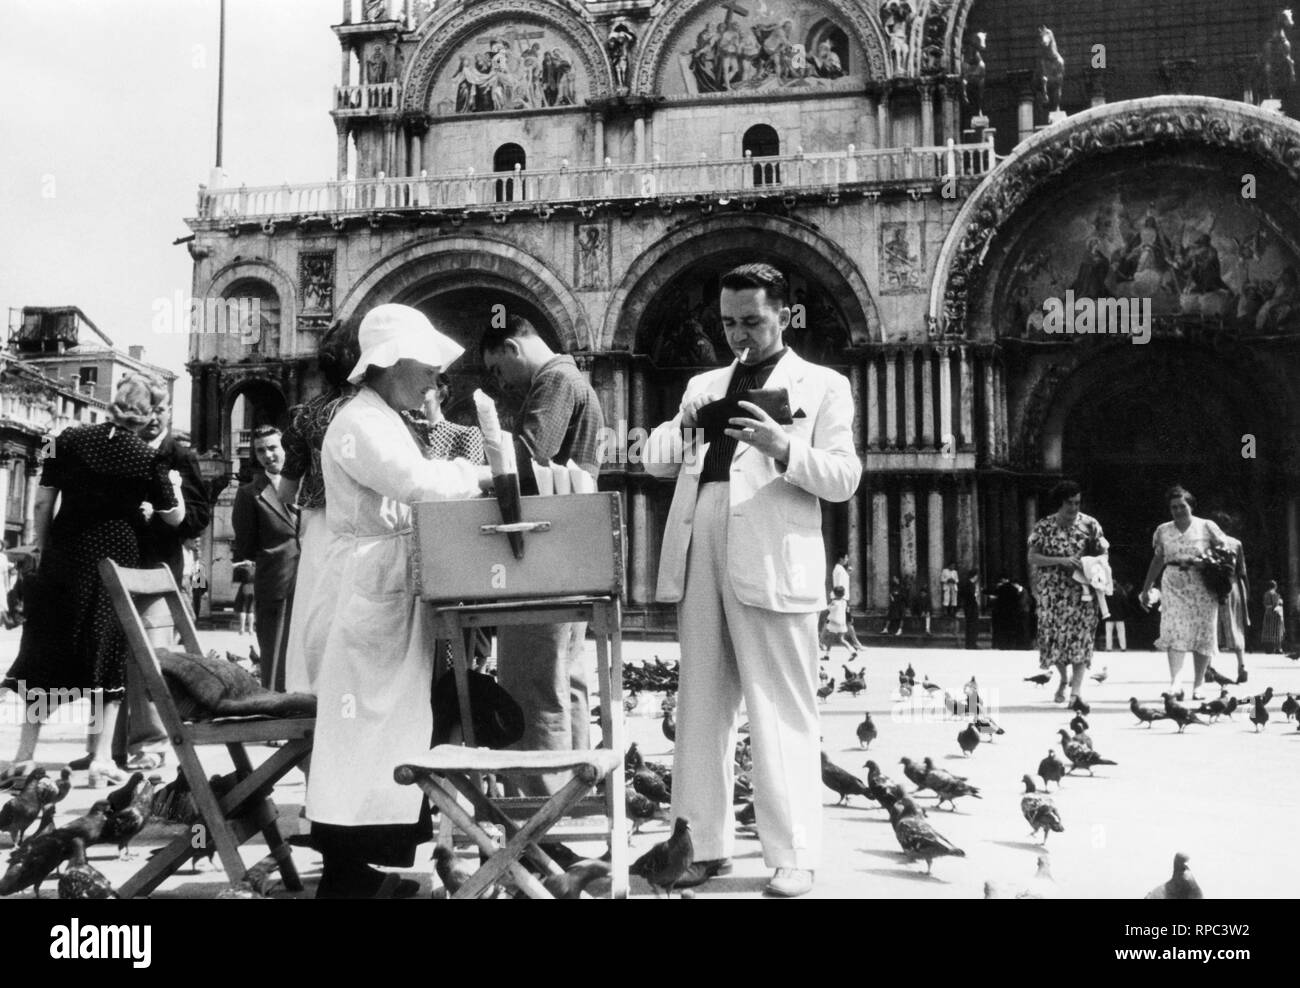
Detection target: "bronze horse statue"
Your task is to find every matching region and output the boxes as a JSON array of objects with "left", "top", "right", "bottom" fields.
[
  {"left": 1036, "top": 25, "right": 1065, "bottom": 113},
  {"left": 1262, "top": 7, "right": 1295, "bottom": 102},
  {"left": 962, "top": 31, "right": 988, "bottom": 119}
]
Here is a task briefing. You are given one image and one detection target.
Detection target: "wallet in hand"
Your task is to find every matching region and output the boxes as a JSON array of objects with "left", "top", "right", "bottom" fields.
[{"left": 695, "top": 387, "right": 795, "bottom": 433}]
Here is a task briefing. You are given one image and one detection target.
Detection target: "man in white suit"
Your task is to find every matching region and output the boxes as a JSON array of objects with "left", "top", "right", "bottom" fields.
[{"left": 644, "top": 263, "right": 861, "bottom": 897}]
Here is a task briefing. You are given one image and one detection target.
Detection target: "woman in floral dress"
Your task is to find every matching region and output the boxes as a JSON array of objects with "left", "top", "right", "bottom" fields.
[
  {"left": 1139, "top": 486, "right": 1226, "bottom": 699},
  {"left": 1261, "top": 579, "right": 1285, "bottom": 653},
  {"left": 1027, "top": 480, "right": 1109, "bottom": 703}
]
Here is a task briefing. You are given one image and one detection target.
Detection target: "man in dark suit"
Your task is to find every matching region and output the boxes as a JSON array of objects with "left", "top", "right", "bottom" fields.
[{"left": 233, "top": 425, "right": 300, "bottom": 691}]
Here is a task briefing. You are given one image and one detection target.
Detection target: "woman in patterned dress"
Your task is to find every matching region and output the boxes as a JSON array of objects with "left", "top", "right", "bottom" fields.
[
  {"left": 1139, "top": 486, "right": 1226, "bottom": 699},
  {"left": 1, "top": 377, "right": 185, "bottom": 785},
  {"left": 282, "top": 323, "right": 358, "bottom": 695},
  {"left": 1027, "top": 480, "right": 1109, "bottom": 703}
]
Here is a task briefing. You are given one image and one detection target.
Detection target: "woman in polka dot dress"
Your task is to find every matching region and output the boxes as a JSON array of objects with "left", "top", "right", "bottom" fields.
[{"left": 1, "top": 377, "right": 185, "bottom": 786}]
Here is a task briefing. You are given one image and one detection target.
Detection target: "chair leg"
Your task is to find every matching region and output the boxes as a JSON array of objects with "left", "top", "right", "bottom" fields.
[{"left": 443, "top": 774, "right": 565, "bottom": 879}]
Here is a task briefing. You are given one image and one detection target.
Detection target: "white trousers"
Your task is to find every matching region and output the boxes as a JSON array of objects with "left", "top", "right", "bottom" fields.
[
  {"left": 1105, "top": 621, "right": 1127, "bottom": 650},
  {"left": 670, "top": 483, "right": 822, "bottom": 869}
]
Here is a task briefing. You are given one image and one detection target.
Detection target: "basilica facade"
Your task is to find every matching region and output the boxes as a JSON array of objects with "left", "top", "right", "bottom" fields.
[{"left": 185, "top": 0, "right": 1300, "bottom": 639}]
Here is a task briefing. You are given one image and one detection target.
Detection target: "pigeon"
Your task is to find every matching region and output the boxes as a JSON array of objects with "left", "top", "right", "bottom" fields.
[
  {"left": 0, "top": 801, "right": 110, "bottom": 897},
  {"left": 28, "top": 806, "right": 56, "bottom": 842},
  {"left": 1130, "top": 697, "right": 1167, "bottom": 727},
  {"left": 1020, "top": 775, "right": 1064, "bottom": 844},
  {"left": 1057, "top": 729, "right": 1116, "bottom": 775},
  {"left": 735, "top": 801, "right": 756, "bottom": 827},
  {"left": 821, "top": 751, "right": 873, "bottom": 805},
  {"left": 856, "top": 712, "right": 878, "bottom": 749},
  {"left": 887, "top": 796, "right": 965, "bottom": 874},
  {"left": 1024, "top": 673, "right": 1052, "bottom": 686},
  {"left": 543, "top": 859, "right": 612, "bottom": 899},
  {"left": 817, "top": 678, "right": 835, "bottom": 701},
  {"left": 922, "top": 676, "right": 942, "bottom": 694},
  {"left": 973, "top": 715, "right": 1005, "bottom": 740},
  {"left": 1282, "top": 693, "right": 1298, "bottom": 721},
  {"left": 1090, "top": 666, "right": 1109, "bottom": 684},
  {"left": 661, "top": 707, "right": 676, "bottom": 743},
  {"left": 985, "top": 854, "right": 1057, "bottom": 899},
  {"left": 1069, "top": 695, "right": 1091, "bottom": 716},
  {"left": 0, "top": 768, "right": 49, "bottom": 846},
  {"left": 1037, "top": 749, "right": 1067, "bottom": 790},
  {"left": 1204, "top": 665, "right": 1235, "bottom": 687},
  {"left": 863, "top": 760, "right": 906, "bottom": 809},
  {"left": 623, "top": 690, "right": 640, "bottom": 716},
  {"left": 432, "top": 845, "right": 502, "bottom": 899},
  {"left": 102, "top": 773, "right": 158, "bottom": 860},
  {"left": 963, "top": 676, "right": 982, "bottom": 713},
  {"left": 1144, "top": 852, "right": 1204, "bottom": 899},
  {"left": 1197, "top": 692, "right": 1233, "bottom": 722},
  {"left": 838, "top": 677, "right": 866, "bottom": 698},
  {"left": 631, "top": 765, "right": 671, "bottom": 806},
  {"left": 1250, "top": 695, "right": 1270, "bottom": 733},
  {"left": 922, "top": 757, "right": 981, "bottom": 810},
  {"left": 957, "top": 723, "right": 980, "bottom": 756},
  {"left": 627, "top": 790, "right": 664, "bottom": 834},
  {"left": 899, "top": 756, "right": 931, "bottom": 793},
  {"left": 905, "top": 663, "right": 916, "bottom": 683},
  {"left": 1161, "top": 693, "right": 1206, "bottom": 733},
  {"left": 1069, "top": 714, "right": 1089, "bottom": 734},
  {"left": 942, "top": 691, "right": 963, "bottom": 720},
  {"left": 57, "top": 838, "right": 116, "bottom": 900},
  {"left": 629, "top": 817, "right": 694, "bottom": 897}
]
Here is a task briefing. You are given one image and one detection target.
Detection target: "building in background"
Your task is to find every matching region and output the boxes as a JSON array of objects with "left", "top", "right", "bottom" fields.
[{"left": 183, "top": 0, "right": 1300, "bottom": 644}]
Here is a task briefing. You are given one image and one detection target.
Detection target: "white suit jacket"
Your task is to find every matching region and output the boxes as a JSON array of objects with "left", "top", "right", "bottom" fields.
[{"left": 644, "top": 349, "right": 862, "bottom": 613}]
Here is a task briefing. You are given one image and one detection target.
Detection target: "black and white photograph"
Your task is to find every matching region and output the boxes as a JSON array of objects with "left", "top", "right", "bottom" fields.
[{"left": 0, "top": 0, "right": 1295, "bottom": 952}]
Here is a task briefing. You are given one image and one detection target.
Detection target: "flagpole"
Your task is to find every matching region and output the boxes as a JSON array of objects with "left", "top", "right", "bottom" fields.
[{"left": 216, "top": 0, "right": 226, "bottom": 169}]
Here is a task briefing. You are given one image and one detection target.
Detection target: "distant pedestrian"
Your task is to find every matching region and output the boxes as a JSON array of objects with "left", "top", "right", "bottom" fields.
[
  {"left": 915, "top": 585, "right": 932, "bottom": 635},
  {"left": 940, "top": 562, "right": 959, "bottom": 616},
  {"left": 1262, "top": 579, "right": 1285, "bottom": 654},
  {"left": 879, "top": 577, "right": 904, "bottom": 636},
  {"left": 959, "top": 569, "right": 982, "bottom": 649},
  {"left": 821, "top": 586, "right": 863, "bottom": 656},
  {"left": 233, "top": 562, "right": 255, "bottom": 636},
  {"left": 1103, "top": 579, "right": 1131, "bottom": 651},
  {"left": 188, "top": 543, "right": 206, "bottom": 618},
  {"left": 1211, "top": 512, "right": 1249, "bottom": 684}
]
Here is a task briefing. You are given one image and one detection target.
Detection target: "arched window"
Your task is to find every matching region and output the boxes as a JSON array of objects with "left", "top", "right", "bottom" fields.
[
  {"left": 805, "top": 21, "right": 850, "bottom": 79},
  {"left": 221, "top": 278, "right": 281, "bottom": 359},
  {"left": 493, "top": 143, "right": 526, "bottom": 202},
  {"left": 743, "top": 124, "right": 781, "bottom": 186}
]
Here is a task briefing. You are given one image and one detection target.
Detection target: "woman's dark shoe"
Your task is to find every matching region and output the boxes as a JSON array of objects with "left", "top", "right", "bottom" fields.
[
  {"left": 316, "top": 863, "right": 420, "bottom": 899},
  {"left": 674, "top": 857, "right": 733, "bottom": 889},
  {"left": 1236, "top": 669, "right": 1248, "bottom": 684}
]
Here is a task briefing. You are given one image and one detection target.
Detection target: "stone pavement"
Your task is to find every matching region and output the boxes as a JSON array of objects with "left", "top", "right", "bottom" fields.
[{"left": 0, "top": 621, "right": 1295, "bottom": 899}]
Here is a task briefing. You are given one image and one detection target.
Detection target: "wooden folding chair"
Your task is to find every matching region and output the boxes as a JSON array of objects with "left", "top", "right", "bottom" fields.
[{"left": 99, "top": 560, "right": 313, "bottom": 898}]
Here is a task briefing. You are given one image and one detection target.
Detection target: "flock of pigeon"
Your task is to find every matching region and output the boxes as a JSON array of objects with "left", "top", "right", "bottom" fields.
[{"left": 618, "top": 652, "right": 1229, "bottom": 898}]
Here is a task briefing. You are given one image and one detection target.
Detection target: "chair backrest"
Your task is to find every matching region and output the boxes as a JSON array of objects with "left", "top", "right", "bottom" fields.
[{"left": 98, "top": 560, "right": 205, "bottom": 734}]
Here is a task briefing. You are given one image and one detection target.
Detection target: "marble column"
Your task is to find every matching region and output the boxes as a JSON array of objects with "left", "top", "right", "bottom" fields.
[
  {"left": 1024, "top": 493, "right": 1040, "bottom": 564},
  {"left": 335, "top": 120, "right": 350, "bottom": 181},
  {"left": 409, "top": 132, "right": 422, "bottom": 176},
  {"left": 995, "top": 362, "right": 1009, "bottom": 462},
  {"left": 341, "top": 0, "right": 351, "bottom": 23},
  {"left": 940, "top": 79, "right": 960, "bottom": 143},
  {"left": 849, "top": 362, "right": 864, "bottom": 454},
  {"left": 982, "top": 356, "right": 996, "bottom": 462},
  {"left": 633, "top": 116, "right": 646, "bottom": 165},
  {"left": 920, "top": 350, "right": 935, "bottom": 448},
  {"left": 594, "top": 118, "right": 605, "bottom": 166},
  {"left": 984, "top": 478, "right": 1003, "bottom": 579},
  {"left": 865, "top": 95, "right": 880, "bottom": 148},
  {"left": 340, "top": 42, "right": 351, "bottom": 87},
  {"left": 884, "top": 351, "right": 899, "bottom": 448},
  {"left": 937, "top": 347, "right": 953, "bottom": 452},
  {"left": 848, "top": 487, "right": 863, "bottom": 611},
  {"left": 631, "top": 489, "right": 649, "bottom": 605},
  {"left": 21, "top": 466, "right": 39, "bottom": 544},
  {"left": 871, "top": 490, "right": 889, "bottom": 610},
  {"left": 899, "top": 484, "right": 917, "bottom": 584},
  {"left": 1018, "top": 92, "right": 1035, "bottom": 142},
  {"left": 958, "top": 347, "right": 974, "bottom": 449},
  {"left": 865, "top": 356, "right": 881, "bottom": 448},
  {"left": 902, "top": 350, "right": 916, "bottom": 448},
  {"left": 956, "top": 483, "right": 976, "bottom": 575},
  {"left": 927, "top": 487, "right": 944, "bottom": 603},
  {"left": 920, "top": 84, "right": 935, "bottom": 146},
  {"left": 0, "top": 458, "right": 10, "bottom": 538},
  {"left": 1002, "top": 484, "right": 1022, "bottom": 583},
  {"left": 877, "top": 93, "right": 891, "bottom": 149}
]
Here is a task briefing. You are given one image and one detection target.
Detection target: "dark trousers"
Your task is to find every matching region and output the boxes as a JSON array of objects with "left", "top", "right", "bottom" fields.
[
  {"left": 963, "top": 608, "right": 979, "bottom": 649},
  {"left": 256, "top": 595, "right": 293, "bottom": 692}
]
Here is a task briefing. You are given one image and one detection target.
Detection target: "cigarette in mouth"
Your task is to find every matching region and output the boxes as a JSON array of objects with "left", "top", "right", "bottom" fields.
[{"left": 740, "top": 347, "right": 750, "bottom": 363}]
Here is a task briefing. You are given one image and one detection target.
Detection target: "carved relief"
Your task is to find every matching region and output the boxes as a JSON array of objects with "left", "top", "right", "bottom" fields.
[
  {"left": 880, "top": 221, "right": 924, "bottom": 292},
  {"left": 574, "top": 222, "right": 609, "bottom": 290},
  {"left": 299, "top": 252, "right": 335, "bottom": 318}
]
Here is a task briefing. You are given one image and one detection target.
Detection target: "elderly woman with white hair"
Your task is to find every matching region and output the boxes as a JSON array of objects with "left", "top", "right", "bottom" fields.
[
  {"left": 303, "top": 304, "right": 493, "bottom": 898},
  {"left": 0, "top": 375, "right": 185, "bottom": 786}
]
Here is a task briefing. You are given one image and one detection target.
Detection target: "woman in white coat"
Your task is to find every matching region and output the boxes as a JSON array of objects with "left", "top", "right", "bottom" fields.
[{"left": 304, "top": 304, "right": 492, "bottom": 898}]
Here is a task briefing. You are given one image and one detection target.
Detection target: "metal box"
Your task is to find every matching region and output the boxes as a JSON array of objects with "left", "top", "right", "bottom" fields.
[{"left": 412, "top": 492, "right": 625, "bottom": 603}]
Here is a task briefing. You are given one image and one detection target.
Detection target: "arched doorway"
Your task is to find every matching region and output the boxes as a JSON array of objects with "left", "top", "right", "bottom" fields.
[
  {"left": 224, "top": 380, "right": 288, "bottom": 480},
  {"left": 493, "top": 143, "right": 526, "bottom": 202},
  {"left": 222, "top": 278, "right": 282, "bottom": 359},
  {"left": 742, "top": 124, "right": 781, "bottom": 186}
]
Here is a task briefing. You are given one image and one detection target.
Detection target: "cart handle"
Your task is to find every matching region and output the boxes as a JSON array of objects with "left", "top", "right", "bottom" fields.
[{"left": 480, "top": 521, "right": 552, "bottom": 535}]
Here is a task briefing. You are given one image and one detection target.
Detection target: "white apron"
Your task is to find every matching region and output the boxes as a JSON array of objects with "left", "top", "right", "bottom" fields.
[
  {"left": 284, "top": 506, "right": 328, "bottom": 695},
  {"left": 304, "top": 388, "right": 482, "bottom": 827}
]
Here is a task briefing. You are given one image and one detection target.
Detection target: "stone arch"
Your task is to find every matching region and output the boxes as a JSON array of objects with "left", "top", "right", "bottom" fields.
[
  {"left": 199, "top": 258, "right": 298, "bottom": 360},
  {"left": 336, "top": 236, "right": 589, "bottom": 351},
  {"left": 632, "top": 0, "right": 889, "bottom": 95},
  {"left": 929, "top": 96, "right": 1300, "bottom": 336},
  {"left": 602, "top": 213, "right": 879, "bottom": 351},
  {"left": 402, "top": 0, "right": 611, "bottom": 113}
]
